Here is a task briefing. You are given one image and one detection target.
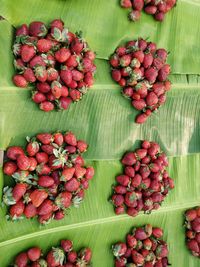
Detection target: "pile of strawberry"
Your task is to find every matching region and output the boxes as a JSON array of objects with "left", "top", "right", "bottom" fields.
[
  {"left": 110, "top": 38, "right": 171, "bottom": 124},
  {"left": 12, "top": 19, "right": 96, "bottom": 112},
  {"left": 112, "top": 224, "right": 170, "bottom": 266},
  {"left": 3, "top": 131, "right": 94, "bottom": 224},
  {"left": 12, "top": 239, "right": 92, "bottom": 267},
  {"left": 120, "top": 0, "right": 177, "bottom": 22},
  {"left": 111, "top": 140, "right": 174, "bottom": 217},
  {"left": 185, "top": 207, "right": 200, "bottom": 258}
]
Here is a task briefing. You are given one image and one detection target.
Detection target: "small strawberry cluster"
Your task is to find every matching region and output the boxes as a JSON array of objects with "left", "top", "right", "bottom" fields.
[
  {"left": 12, "top": 19, "right": 96, "bottom": 112},
  {"left": 3, "top": 132, "right": 94, "bottom": 224},
  {"left": 110, "top": 38, "right": 171, "bottom": 124},
  {"left": 12, "top": 239, "right": 92, "bottom": 267},
  {"left": 120, "top": 0, "right": 177, "bottom": 22},
  {"left": 112, "top": 224, "right": 169, "bottom": 267},
  {"left": 185, "top": 207, "right": 200, "bottom": 258},
  {"left": 111, "top": 140, "right": 174, "bottom": 217}
]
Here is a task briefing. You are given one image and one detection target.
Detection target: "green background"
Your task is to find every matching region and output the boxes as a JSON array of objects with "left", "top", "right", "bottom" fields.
[{"left": 0, "top": 0, "right": 200, "bottom": 266}]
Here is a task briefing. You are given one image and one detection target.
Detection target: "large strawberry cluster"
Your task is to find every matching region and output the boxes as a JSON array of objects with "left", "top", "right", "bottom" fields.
[
  {"left": 120, "top": 0, "right": 177, "bottom": 22},
  {"left": 111, "top": 140, "right": 174, "bottom": 217},
  {"left": 12, "top": 19, "right": 96, "bottom": 112},
  {"left": 110, "top": 38, "right": 171, "bottom": 124},
  {"left": 3, "top": 132, "right": 94, "bottom": 224},
  {"left": 112, "top": 224, "right": 169, "bottom": 266},
  {"left": 185, "top": 207, "right": 200, "bottom": 258},
  {"left": 12, "top": 239, "right": 92, "bottom": 267}
]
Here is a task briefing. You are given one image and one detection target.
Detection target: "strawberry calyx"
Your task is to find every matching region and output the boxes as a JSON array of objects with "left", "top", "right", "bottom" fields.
[{"left": 2, "top": 186, "right": 16, "bottom": 206}]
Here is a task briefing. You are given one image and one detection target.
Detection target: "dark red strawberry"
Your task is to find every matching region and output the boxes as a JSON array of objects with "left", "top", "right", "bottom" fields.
[
  {"left": 40, "top": 101, "right": 54, "bottom": 112},
  {"left": 7, "top": 146, "right": 24, "bottom": 160},
  {"left": 36, "top": 82, "right": 51, "bottom": 93},
  {"left": 120, "top": 0, "right": 132, "bottom": 8},
  {"left": 54, "top": 210, "right": 65, "bottom": 220},
  {"left": 29, "top": 21, "right": 47, "bottom": 37},
  {"left": 16, "top": 24, "right": 29, "bottom": 36},
  {"left": 37, "top": 38, "right": 52, "bottom": 53},
  {"left": 26, "top": 140, "right": 40, "bottom": 156},
  {"left": 13, "top": 74, "right": 28, "bottom": 88},
  {"left": 10, "top": 199, "right": 25, "bottom": 218},
  {"left": 24, "top": 203, "right": 37, "bottom": 218},
  {"left": 122, "top": 152, "right": 136, "bottom": 165},
  {"left": 37, "top": 199, "right": 54, "bottom": 215},
  {"left": 38, "top": 176, "right": 54, "bottom": 187},
  {"left": 46, "top": 67, "right": 58, "bottom": 82},
  {"left": 78, "top": 247, "right": 92, "bottom": 263},
  {"left": 60, "top": 67, "right": 72, "bottom": 86},
  {"left": 46, "top": 247, "right": 65, "bottom": 267},
  {"left": 29, "top": 55, "right": 46, "bottom": 68},
  {"left": 65, "top": 178, "right": 80, "bottom": 192},
  {"left": 61, "top": 239, "right": 73, "bottom": 253},
  {"left": 67, "top": 251, "right": 77, "bottom": 263},
  {"left": 64, "top": 132, "right": 77, "bottom": 146},
  {"left": 14, "top": 252, "right": 29, "bottom": 267},
  {"left": 55, "top": 47, "right": 71, "bottom": 63},
  {"left": 23, "top": 68, "right": 36, "bottom": 83},
  {"left": 21, "top": 44, "right": 36, "bottom": 63},
  {"left": 17, "top": 154, "right": 30, "bottom": 170},
  {"left": 144, "top": 5, "right": 157, "bottom": 14},
  {"left": 132, "top": 0, "right": 144, "bottom": 11}
]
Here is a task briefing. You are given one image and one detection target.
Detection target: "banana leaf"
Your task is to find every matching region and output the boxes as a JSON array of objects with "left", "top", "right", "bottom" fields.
[{"left": 0, "top": 0, "right": 200, "bottom": 266}]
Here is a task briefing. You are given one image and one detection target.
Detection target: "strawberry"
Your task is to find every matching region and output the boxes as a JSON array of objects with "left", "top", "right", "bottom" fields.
[
  {"left": 85, "top": 166, "right": 95, "bottom": 180},
  {"left": 36, "top": 152, "right": 49, "bottom": 164},
  {"left": 185, "top": 209, "right": 197, "bottom": 221},
  {"left": 26, "top": 140, "right": 40, "bottom": 156},
  {"left": 13, "top": 74, "right": 28, "bottom": 88},
  {"left": 61, "top": 240, "right": 73, "bottom": 253},
  {"left": 27, "top": 247, "right": 41, "bottom": 261},
  {"left": 55, "top": 191, "right": 72, "bottom": 209},
  {"left": 54, "top": 210, "right": 65, "bottom": 220},
  {"left": 72, "top": 69, "right": 84, "bottom": 81},
  {"left": 152, "top": 227, "right": 163, "bottom": 238},
  {"left": 144, "top": 5, "right": 157, "bottom": 14},
  {"left": 145, "top": 67, "right": 158, "bottom": 83},
  {"left": 66, "top": 54, "right": 79, "bottom": 68},
  {"left": 3, "top": 161, "right": 17, "bottom": 176},
  {"left": 78, "top": 248, "right": 92, "bottom": 263},
  {"left": 67, "top": 251, "right": 77, "bottom": 263},
  {"left": 112, "top": 242, "right": 127, "bottom": 257},
  {"left": 61, "top": 85, "right": 69, "bottom": 97},
  {"left": 64, "top": 178, "right": 80, "bottom": 192},
  {"left": 38, "top": 175, "right": 54, "bottom": 187},
  {"left": 23, "top": 68, "right": 36, "bottom": 83},
  {"left": 132, "top": 0, "right": 144, "bottom": 11},
  {"left": 29, "top": 55, "right": 46, "bottom": 68},
  {"left": 64, "top": 132, "right": 77, "bottom": 146},
  {"left": 112, "top": 194, "right": 124, "bottom": 206},
  {"left": 120, "top": 0, "right": 132, "bottom": 8},
  {"left": 37, "top": 38, "right": 52, "bottom": 53},
  {"left": 7, "top": 146, "right": 24, "bottom": 160},
  {"left": 129, "top": 10, "right": 141, "bottom": 22},
  {"left": 112, "top": 69, "right": 121, "bottom": 82},
  {"left": 122, "top": 152, "right": 136, "bottom": 165},
  {"left": 75, "top": 164, "right": 86, "bottom": 178},
  {"left": 14, "top": 252, "right": 29, "bottom": 267},
  {"left": 47, "top": 247, "right": 65, "bottom": 266},
  {"left": 154, "top": 12, "right": 165, "bottom": 21},
  {"left": 34, "top": 66, "right": 47, "bottom": 82},
  {"left": 38, "top": 211, "right": 53, "bottom": 224},
  {"left": 10, "top": 199, "right": 25, "bottom": 218},
  {"left": 24, "top": 203, "right": 37, "bottom": 218},
  {"left": 37, "top": 199, "right": 54, "bottom": 215},
  {"left": 158, "top": 64, "right": 170, "bottom": 82},
  {"left": 30, "top": 189, "right": 48, "bottom": 207},
  {"left": 60, "top": 167, "right": 75, "bottom": 181},
  {"left": 36, "top": 82, "right": 51, "bottom": 93},
  {"left": 51, "top": 81, "right": 62, "bottom": 99},
  {"left": 40, "top": 101, "right": 55, "bottom": 112},
  {"left": 55, "top": 47, "right": 71, "bottom": 63},
  {"left": 29, "top": 21, "right": 47, "bottom": 37},
  {"left": 132, "top": 99, "right": 146, "bottom": 110},
  {"left": 16, "top": 24, "right": 29, "bottom": 36},
  {"left": 21, "top": 44, "right": 36, "bottom": 63},
  {"left": 60, "top": 67, "right": 72, "bottom": 86},
  {"left": 132, "top": 250, "right": 144, "bottom": 265},
  {"left": 17, "top": 154, "right": 30, "bottom": 170},
  {"left": 47, "top": 68, "right": 59, "bottom": 82},
  {"left": 50, "top": 19, "right": 64, "bottom": 31},
  {"left": 71, "top": 37, "right": 84, "bottom": 54}
]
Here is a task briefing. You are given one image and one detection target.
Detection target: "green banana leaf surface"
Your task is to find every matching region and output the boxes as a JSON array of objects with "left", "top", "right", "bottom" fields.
[{"left": 0, "top": 0, "right": 200, "bottom": 266}]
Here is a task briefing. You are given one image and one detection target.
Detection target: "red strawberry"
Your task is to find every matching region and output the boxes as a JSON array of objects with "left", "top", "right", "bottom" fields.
[
  {"left": 16, "top": 24, "right": 29, "bottom": 36},
  {"left": 116, "top": 175, "right": 130, "bottom": 186},
  {"left": 74, "top": 164, "right": 86, "bottom": 178},
  {"left": 54, "top": 210, "right": 65, "bottom": 220},
  {"left": 187, "top": 239, "right": 199, "bottom": 253},
  {"left": 71, "top": 37, "right": 84, "bottom": 54},
  {"left": 37, "top": 38, "right": 52, "bottom": 53},
  {"left": 51, "top": 81, "right": 62, "bottom": 99},
  {"left": 61, "top": 86, "right": 69, "bottom": 97},
  {"left": 122, "top": 152, "right": 136, "bottom": 165},
  {"left": 152, "top": 227, "right": 163, "bottom": 238},
  {"left": 23, "top": 68, "right": 36, "bottom": 83},
  {"left": 34, "top": 66, "right": 47, "bottom": 82},
  {"left": 3, "top": 161, "right": 17, "bottom": 176},
  {"left": 144, "top": 5, "right": 157, "bottom": 14},
  {"left": 7, "top": 146, "right": 24, "bottom": 160},
  {"left": 60, "top": 67, "right": 72, "bottom": 86},
  {"left": 112, "top": 194, "right": 124, "bottom": 206},
  {"left": 120, "top": 54, "right": 132, "bottom": 67},
  {"left": 17, "top": 154, "right": 30, "bottom": 170},
  {"left": 132, "top": 250, "right": 144, "bottom": 265},
  {"left": 185, "top": 209, "right": 197, "bottom": 221},
  {"left": 143, "top": 53, "right": 154, "bottom": 69},
  {"left": 55, "top": 191, "right": 72, "bottom": 209},
  {"left": 78, "top": 248, "right": 92, "bottom": 263},
  {"left": 67, "top": 251, "right": 77, "bottom": 263},
  {"left": 85, "top": 166, "right": 95, "bottom": 180},
  {"left": 112, "top": 242, "right": 127, "bottom": 257},
  {"left": 84, "top": 72, "right": 94, "bottom": 87},
  {"left": 36, "top": 152, "right": 49, "bottom": 164},
  {"left": 30, "top": 189, "right": 48, "bottom": 207},
  {"left": 15, "top": 252, "right": 28, "bottom": 267},
  {"left": 66, "top": 54, "right": 79, "bottom": 68},
  {"left": 129, "top": 10, "right": 141, "bottom": 22},
  {"left": 154, "top": 12, "right": 165, "bottom": 22},
  {"left": 145, "top": 67, "right": 158, "bottom": 83},
  {"left": 38, "top": 175, "right": 54, "bottom": 187},
  {"left": 158, "top": 64, "right": 170, "bottom": 82},
  {"left": 27, "top": 247, "right": 41, "bottom": 261},
  {"left": 29, "top": 21, "right": 47, "bottom": 37},
  {"left": 21, "top": 44, "right": 35, "bottom": 63},
  {"left": 36, "top": 82, "right": 51, "bottom": 93},
  {"left": 72, "top": 69, "right": 84, "bottom": 81},
  {"left": 61, "top": 240, "right": 73, "bottom": 253},
  {"left": 132, "top": 99, "right": 146, "bottom": 110},
  {"left": 110, "top": 54, "right": 119, "bottom": 68},
  {"left": 38, "top": 211, "right": 53, "bottom": 224},
  {"left": 37, "top": 199, "right": 54, "bottom": 215},
  {"left": 69, "top": 89, "right": 81, "bottom": 101},
  {"left": 77, "top": 140, "right": 88, "bottom": 153},
  {"left": 24, "top": 203, "right": 37, "bottom": 218},
  {"left": 10, "top": 200, "right": 25, "bottom": 218},
  {"left": 115, "top": 206, "right": 125, "bottom": 215},
  {"left": 55, "top": 47, "right": 71, "bottom": 63},
  {"left": 46, "top": 248, "right": 65, "bottom": 267},
  {"left": 50, "top": 19, "right": 64, "bottom": 31},
  {"left": 64, "top": 132, "right": 77, "bottom": 146},
  {"left": 112, "top": 69, "right": 121, "bottom": 82},
  {"left": 13, "top": 74, "right": 28, "bottom": 88},
  {"left": 146, "top": 92, "right": 158, "bottom": 106},
  {"left": 36, "top": 163, "right": 51, "bottom": 175},
  {"left": 47, "top": 67, "right": 59, "bottom": 82},
  {"left": 29, "top": 55, "right": 46, "bottom": 68},
  {"left": 191, "top": 218, "right": 200, "bottom": 232},
  {"left": 132, "top": 0, "right": 144, "bottom": 11},
  {"left": 65, "top": 178, "right": 80, "bottom": 192},
  {"left": 12, "top": 183, "right": 28, "bottom": 202},
  {"left": 120, "top": 0, "right": 132, "bottom": 8},
  {"left": 40, "top": 101, "right": 54, "bottom": 112}
]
